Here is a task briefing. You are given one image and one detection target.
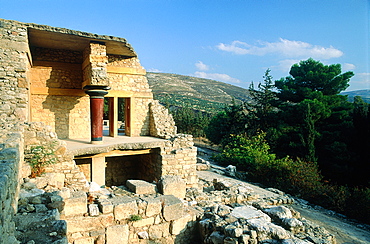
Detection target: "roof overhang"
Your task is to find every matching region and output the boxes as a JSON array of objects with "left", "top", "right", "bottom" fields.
[{"left": 28, "top": 27, "right": 137, "bottom": 57}]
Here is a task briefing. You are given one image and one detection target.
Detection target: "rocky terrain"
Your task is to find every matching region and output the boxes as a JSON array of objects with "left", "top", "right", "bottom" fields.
[{"left": 13, "top": 147, "right": 370, "bottom": 244}]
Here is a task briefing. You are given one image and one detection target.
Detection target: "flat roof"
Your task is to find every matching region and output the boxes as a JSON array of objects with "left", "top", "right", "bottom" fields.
[{"left": 26, "top": 22, "right": 137, "bottom": 57}]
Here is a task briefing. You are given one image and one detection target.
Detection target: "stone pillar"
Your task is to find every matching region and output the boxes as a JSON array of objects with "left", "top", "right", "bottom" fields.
[
  {"left": 84, "top": 86, "right": 110, "bottom": 144},
  {"left": 92, "top": 156, "right": 106, "bottom": 186}
]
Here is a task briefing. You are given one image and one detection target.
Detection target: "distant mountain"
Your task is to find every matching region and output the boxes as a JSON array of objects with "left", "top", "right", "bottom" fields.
[
  {"left": 341, "top": 89, "right": 370, "bottom": 103},
  {"left": 146, "top": 72, "right": 252, "bottom": 113}
]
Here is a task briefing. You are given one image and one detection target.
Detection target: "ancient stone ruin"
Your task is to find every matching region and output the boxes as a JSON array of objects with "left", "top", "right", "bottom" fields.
[{"left": 1, "top": 19, "right": 338, "bottom": 244}]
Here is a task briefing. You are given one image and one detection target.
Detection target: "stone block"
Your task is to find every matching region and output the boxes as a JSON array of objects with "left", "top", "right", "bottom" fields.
[
  {"left": 112, "top": 196, "right": 138, "bottom": 220},
  {"left": 126, "top": 180, "right": 157, "bottom": 194},
  {"left": 196, "top": 163, "right": 210, "bottom": 171},
  {"left": 170, "top": 214, "right": 193, "bottom": 235},
  {"left": 106, "top": 224, "right": 129, "bottom": 244},
  {"left": 157, "top": 195, "right": 184, "bottom": 221},
  {"left": 132, "top": 217, "right": 154, "bottom": 227},
  {"left": 64, "top": 191, "right": 87, "bottom": 216},
  {"left": 88, "top": 204, "right": 99, "bottom": 216},
  {"left": 142, "top": 197, "right": 162, "bottom": 217},
  {"left": 158, "top": 175, "right": 186, "bottom": 199},
  {"left": 149, "top": 222, "right": 170, "bottom": 239},
  {"left": 97, "top": 199, "right": 113, "bottom": 214},
  {"left": 231, "top": 205, "right": 271, "bottom": 222},
  {"left": 66, "top": 214, "right": 114, "bottom": 233},
  {"left": 73, "top": 237, "right": 94, "bottom": 244}
]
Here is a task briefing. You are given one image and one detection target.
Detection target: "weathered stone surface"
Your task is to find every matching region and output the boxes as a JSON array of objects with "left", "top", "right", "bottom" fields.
[
  {"left": 73, "top": 237, "right": 94, "bottom": 244},
  {"left": 97, "top": 199, "right": 113, "bottom": 214},
  {"left": 126, "top": 179, "right": 157, "bottom": 194},
  {"left": 158, "top": 175, "right": 186, "bottom": 199},
  {"left": 66, "top": 214, "right": 114, "bottom": 233},
  {"left": 112, "top": 196, "right": 138, "bottom": 220},
  {"left": 149, "top": 222, "right": 170, "bottom": 239},
  {"left": 170, "top": 214, "right": 193, "bottom": 235},
  {"left": 106, "top": 225, "right": 129, "bottom": 244},
  {"left": 142, "top": 197, "right": 162, "bottom": 217},
  {"left": 157, "top": 195, "right": 184, "bottom": 221},
  {"left": 231, "top": 205, "right": 271, "bottom": 222},
  {"left": 132, "top": 217, "right": 154, "bottom": 227},
  {"left": 64, "top": 191, "right": 87, "bottom": 216},
  {"left": 88, "top": 204, "right": 99, "bottom": 216}
]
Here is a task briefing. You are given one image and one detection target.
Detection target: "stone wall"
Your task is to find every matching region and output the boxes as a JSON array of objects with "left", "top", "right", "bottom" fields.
[
  {"left": 31, "top": 94, "right": 90, "bottom": 139},
  {"left": 23, "top": 122, "right": 87, "bottom": 190},
  {"left": 149, "top": 100, "right": 177, "bottom": 139},
  {"left": 0, "top": 19, "right": 30, "bottom": 244},
  {"left": 160, "top": 134, "right": 198, "bottom": 188}
]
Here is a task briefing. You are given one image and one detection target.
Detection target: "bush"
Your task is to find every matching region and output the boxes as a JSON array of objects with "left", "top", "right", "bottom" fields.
[
  {"left": 25, "top": 141, "right": 58, "bottom": 178},
  {"left": 213, "top": 132, "right": 370, "bottom": 224}
]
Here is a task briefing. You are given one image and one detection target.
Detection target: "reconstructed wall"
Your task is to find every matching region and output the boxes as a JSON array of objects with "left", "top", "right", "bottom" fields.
[
  {"left": 107, "top": 55, "right": 153, "bottom": 136},
  {"left": 30, "top": 47, "right": 89, "bottom": 139}
]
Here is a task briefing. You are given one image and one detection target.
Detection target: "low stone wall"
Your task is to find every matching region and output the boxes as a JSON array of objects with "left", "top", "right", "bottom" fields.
[
  {"left": 23, "top": 122, "right": 87, "bottom": 190},
  {"left": 0, "top": 131, "right": 24, "bottom": 244}
]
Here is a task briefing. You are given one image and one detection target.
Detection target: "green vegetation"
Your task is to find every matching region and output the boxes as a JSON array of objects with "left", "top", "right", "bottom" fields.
[
  {"left": 25, "top": 141, "right": 58, "bottom": 178},
  {"left": 147, "top": 61, "right": 370, "bottom": 223},
  {"left": 205, "top": 59, "right": 370, "bottom": 223},
  {"left": 129, "top": 214, "right": 142, "bottom": 221}
]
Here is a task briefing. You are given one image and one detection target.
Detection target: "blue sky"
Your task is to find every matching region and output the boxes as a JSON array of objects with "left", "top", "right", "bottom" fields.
[{"left": 1, "top": 0, "right": 369, "bottom": 91}]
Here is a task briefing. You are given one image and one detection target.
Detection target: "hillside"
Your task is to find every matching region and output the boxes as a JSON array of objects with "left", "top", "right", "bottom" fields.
[
  {"left": 341, "top": 89, "right": 370, "bottom": 103},
  {"left": 146, "top": 72, "right": 252, "bottom": 113}
]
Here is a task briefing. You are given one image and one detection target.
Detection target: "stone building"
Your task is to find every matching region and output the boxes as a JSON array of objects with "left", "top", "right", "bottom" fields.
[{"left": 0, "top": 19, "right": 197, "bottom": 243}]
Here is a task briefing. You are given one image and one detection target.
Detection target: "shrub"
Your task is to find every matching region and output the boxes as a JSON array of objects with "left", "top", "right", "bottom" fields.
[
  {"left": 25, "top": 141, "right": 58, "bottom": 178},
  {"left": 129, "top": 215, "right": 142, "bottom": 221}
]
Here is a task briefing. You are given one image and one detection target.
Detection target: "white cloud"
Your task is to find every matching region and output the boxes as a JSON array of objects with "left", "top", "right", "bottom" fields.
[
  {"left": 217, "top": 38, "right": 343, "bottom": 59},
  {"left": 342, "top": 63, "right": 356, "bottom": 71},
  {"left": 274, "top": 59, "right": 301, "bottom": 72},
  {"left": 195, "top": 61, "right": 210, "bottom": 71},
  {"left": 147, "top": 68, "right": 162, "bottom": 72},
  {"left": 194, "top": 71, "right": 241, "bottom": 84},
  {"left": 347, "top": 73, "right": 370, "bottom": 91}
]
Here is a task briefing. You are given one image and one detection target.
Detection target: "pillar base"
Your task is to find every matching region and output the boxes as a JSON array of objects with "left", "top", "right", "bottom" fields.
[{"left": 91, "top": 140, "right": 103, "bottom": 145}]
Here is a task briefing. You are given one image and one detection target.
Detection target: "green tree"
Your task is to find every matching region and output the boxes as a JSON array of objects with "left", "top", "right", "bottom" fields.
[
  {"left": 275, "top": 58, "right": 354, "bottom": 102},
  {"left": 205, "top": 101, "right": 247, "bottom": 145}
]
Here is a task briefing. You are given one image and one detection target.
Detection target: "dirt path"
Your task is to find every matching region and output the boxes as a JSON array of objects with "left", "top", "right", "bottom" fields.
[{"left": 292, "top": 204, "right": 370, "bottom": 244}]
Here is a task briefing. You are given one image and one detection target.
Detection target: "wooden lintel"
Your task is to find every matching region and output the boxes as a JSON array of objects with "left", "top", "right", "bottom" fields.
[
  {"left": 74, "top": 149, "right": 154, "bottom": 159},
  {"left": 31, "top": 87, "right": 86, "bottom": 96}
]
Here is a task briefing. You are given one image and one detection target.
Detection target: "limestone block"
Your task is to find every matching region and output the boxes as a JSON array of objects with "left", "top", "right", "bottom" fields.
[
  {"left": 64, "top": 191, "right": 87, "bottom": 216},
  {"left": 158, "top": 175, "right": 186, "bottom": 199},
  {"left": 207, "top": 231, "right": 225, "bottom": 244},
  {"left": 142, "top": 197, "right": 162, "bottom": 217},
  {"left": 126, "top": 180, "right": 157, "bottom": 194},
  {"left": 97, "top": 199, "right": 113, "bottom": 214},
  {"left": 157, "top": 195, "right": 184, "bottom": 221},
  {"left": 113, "top": 196, "right": 138, "bottom": 220},
  {"left": 106, "top": 224, "right": 129, "bottom": 244},
  {"left": 196, "top": 163, "right": 210, "bottom": 171},
  {"left": 148, "top": 222, "right": 170, "bottom": 239},
  {"left": 231, "top": 205, "right": 271, "bottom": 222},
  {"left": 73, "top": 237, "right": 94, "bottom": 244},
  {"left": 264, "top": 206, "right": 293, "bottom": 219},
  {"left": 88, "top": 204, "right": 99, "bottom": 216},
  {"left": 132, "top": 217, "right": 154, "bottom": 227},
  {"left": 66, "top": 214, "right": 114, "bottom": 233},
  {"left": 170, "top": 214, "right": 193, "bottom": 235}
]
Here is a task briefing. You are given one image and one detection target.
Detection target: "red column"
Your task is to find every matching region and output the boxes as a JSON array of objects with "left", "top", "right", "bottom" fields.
[{"left": 85, "top": 86, "right": 109, "bottom": 144}]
